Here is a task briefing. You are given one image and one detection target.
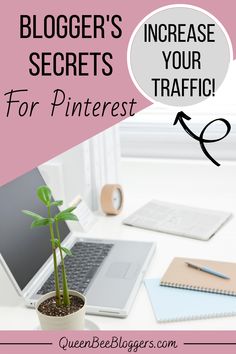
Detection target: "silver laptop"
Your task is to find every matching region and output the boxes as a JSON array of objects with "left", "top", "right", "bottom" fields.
[{"left": 0, "top": 168, "right": 155, "bottom": 318}]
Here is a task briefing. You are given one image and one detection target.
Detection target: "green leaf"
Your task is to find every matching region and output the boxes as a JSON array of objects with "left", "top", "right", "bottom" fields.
[
  {"left": 37, "top": 186, "right": 52, "bottom": 206},
  {"left": 50, "top": 200, "right": 63, "bottom": 207},
  {"left": 54, "top": 238, "right": 60, "bottom": 247},
  {"left": 57, "top": 206, "right": 76, "bottom": 215},
  {"left": 22, "top": 210, "right": 43, "bottom": 220},
  {"left": 56, "top": 212, "right": 78, "bottom": 222},
  {"left": 54, "top": 239, "right": 72, "bottom": 255},
  {"left": 31, "top": 218, "right": 54, "bottom": 228},
  {"left": 61, "top": 246, "right": 72, "bottom": 256},
  {"left": 55, "top": 206, "right": 77, "bottom": 219}
]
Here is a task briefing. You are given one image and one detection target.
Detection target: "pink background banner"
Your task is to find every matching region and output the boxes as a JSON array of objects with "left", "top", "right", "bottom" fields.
[
  {"left": 1, "top": 330, "right": 236, "bottom": 354},
  {"left": 0, "top": 0, "right": 235, "bottom": 185}
]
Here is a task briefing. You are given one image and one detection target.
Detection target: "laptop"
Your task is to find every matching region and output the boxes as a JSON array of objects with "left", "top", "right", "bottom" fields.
[{"left": 0, "top": 168, "right": 155, "bottom": 318}]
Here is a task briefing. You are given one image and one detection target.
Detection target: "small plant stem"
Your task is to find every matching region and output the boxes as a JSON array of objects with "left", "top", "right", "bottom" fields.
[
  {"left": 55, "top": 220, "right": 70, "bottom": 306},
  {"left": 48, "top": 207, "right": 61, "bottom": 306}
]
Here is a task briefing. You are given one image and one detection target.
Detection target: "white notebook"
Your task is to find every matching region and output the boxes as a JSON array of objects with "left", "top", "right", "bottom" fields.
[
  {"left": 145, "top": 278, "right": 236, "bottom": 322},
  {"left": 123, "top": 200, "right": 232, "bottom": 240}
]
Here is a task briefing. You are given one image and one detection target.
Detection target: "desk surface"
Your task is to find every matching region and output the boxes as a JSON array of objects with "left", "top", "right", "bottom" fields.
[{"left": 1, "top": 158, "right": 236, "bottom": 330}]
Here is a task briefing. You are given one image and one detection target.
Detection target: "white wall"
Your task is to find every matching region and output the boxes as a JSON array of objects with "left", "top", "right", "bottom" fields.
[
  {"left": 120, "top": 61, "right": 236, "bottom": 161},
  {"left": 39, "top": 126, "right": 121, "bottom": 211}
]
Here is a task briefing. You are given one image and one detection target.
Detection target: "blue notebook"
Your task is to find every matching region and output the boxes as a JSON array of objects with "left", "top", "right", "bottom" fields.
[{"left": 145, "top": 278, "right": 236, "bottom": 322}]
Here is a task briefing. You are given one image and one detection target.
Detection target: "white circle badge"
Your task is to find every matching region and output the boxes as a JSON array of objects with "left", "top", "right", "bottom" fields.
[{"left": 128, "top": 5, "right": 232, "bottom": 106}]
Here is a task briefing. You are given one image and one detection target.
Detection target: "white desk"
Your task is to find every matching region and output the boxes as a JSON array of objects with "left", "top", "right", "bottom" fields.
[{"left": 1, "top": 158, "right": 236, "bottom": 330}]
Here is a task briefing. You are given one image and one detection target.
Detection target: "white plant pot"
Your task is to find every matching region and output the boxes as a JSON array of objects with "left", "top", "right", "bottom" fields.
[{"left": 36, "top": 290, "right": 86, "bottom": 330}]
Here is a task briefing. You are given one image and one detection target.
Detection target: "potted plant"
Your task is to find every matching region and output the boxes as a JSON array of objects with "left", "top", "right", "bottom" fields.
[{"left": 22, "top": 185, "right": 86, "bottom": 330}]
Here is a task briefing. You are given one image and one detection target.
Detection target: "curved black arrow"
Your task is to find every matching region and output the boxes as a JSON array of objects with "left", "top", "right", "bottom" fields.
[{"left": 174, "top": 111, "right": 231, "bottom": 166}]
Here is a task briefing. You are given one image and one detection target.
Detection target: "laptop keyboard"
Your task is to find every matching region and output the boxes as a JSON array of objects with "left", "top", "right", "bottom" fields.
[{"left": 38, "top": 241, "right": 114, "bottom": 295}]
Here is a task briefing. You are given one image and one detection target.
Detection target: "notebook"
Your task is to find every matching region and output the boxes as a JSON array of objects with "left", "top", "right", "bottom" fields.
[
  {"left": 145, "top": 278, "right": 236, "bottom": 322},
  {"left": 123, "top": 200, "right": 232, "bottom": 240},
  {"left": 160, "top": 257, "right": 236, "bottom": 295}
]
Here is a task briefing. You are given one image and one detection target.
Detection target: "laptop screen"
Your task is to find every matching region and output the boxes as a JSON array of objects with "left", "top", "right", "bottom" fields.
[{"left": 0, "top": 168, "right": 70, "bottom": 290}]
